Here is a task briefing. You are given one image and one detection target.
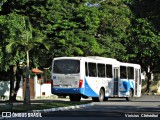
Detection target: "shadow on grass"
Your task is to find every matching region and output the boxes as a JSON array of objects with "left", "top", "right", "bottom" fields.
[{"left": 0, "top": 101, "right": 92, "bottom": 112}]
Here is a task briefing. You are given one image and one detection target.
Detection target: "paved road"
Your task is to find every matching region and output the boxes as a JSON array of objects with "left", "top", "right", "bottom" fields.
[
  {"left": 41, "top": 95, "right": 160, "bottom": 117},
  {"left": 72, "top": 95, "right": 160, "bottom": 113}
]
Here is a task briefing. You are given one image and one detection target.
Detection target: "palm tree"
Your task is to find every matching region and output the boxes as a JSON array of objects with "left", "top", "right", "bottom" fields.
[{"left": 6, "top": 16, "right": 49, "bottom": 106}]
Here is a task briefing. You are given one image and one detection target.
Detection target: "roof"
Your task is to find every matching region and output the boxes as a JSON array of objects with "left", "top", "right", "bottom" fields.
[{"left": 32, "top": 68, "right": 43, "bottom": 74}]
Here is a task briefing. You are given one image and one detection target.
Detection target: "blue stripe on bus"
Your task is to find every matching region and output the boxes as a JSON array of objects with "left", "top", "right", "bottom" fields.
[
  {"left": 123, "top": 81, "right": 130, "bottom": 92},
  {"left": 83, "top": 78, "right": 98, "bottom": 97},
  {"left": 122, "top": 80, "right": 135, "bottom": 92},
  {"left": 51, "top": 88, "right": 84, "bottom": 94}
]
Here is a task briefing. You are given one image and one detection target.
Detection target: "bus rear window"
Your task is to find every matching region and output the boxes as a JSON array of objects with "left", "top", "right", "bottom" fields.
[{"left": 53, "top": 60, "right": 80, "bottom": 74}]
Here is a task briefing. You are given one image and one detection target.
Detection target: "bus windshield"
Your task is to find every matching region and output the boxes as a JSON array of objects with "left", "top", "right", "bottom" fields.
[{"left": 53, "top": 59, "right": 80, "bottom": 74}]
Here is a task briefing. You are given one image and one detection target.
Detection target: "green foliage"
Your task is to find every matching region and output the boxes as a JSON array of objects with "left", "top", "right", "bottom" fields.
[
  {"left": 131, "top": 0, "right": 160, "bottom": 31},
  {"left": 0, "top": 0, "right": 7, "bottom": 11},
  {"left": 96, "top": 0, "right": 132, "bottom": 59},
  {"left": 0, "top": 0, "right": 160, "bottom": 74},
  {"left": 0, "top": 12, "right": 49, "bottom": 71},
  {"left": 0, "top": 13, "right": 26, "bottom": 71},
  {"left": 126, "top": 0, "right": 160, "bottom": 73},
  {"left": 26, "top": 0, "right": 103, "bottom": 57}
]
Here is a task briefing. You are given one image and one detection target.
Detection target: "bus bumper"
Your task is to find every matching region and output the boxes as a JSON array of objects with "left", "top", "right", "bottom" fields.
[{"left": 51, "top": 88, "right": 84, "bottom": 95}]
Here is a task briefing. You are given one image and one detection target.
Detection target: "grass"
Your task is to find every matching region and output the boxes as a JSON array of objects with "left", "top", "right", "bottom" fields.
[{"left": 0, "top": 101, "right": 91, "bottom": 112}]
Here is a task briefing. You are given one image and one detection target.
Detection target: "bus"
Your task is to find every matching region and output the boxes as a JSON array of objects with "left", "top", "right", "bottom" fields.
[{"left": 51, "top": 56, "right": 141, "bottom": 102}]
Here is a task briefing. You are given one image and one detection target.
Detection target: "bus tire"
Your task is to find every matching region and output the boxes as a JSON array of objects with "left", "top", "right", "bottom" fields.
[
  {"left": 126, "top": 89, "right": 133, "bottom": 101},
  {"left": 99, "top": 88, "right": 105, "bottom": 102},
  {"left": 104, "top": 97, "right": 108, "bottom": 101},
  {"left": 75, "top": 95, "right": 81, "bottom": 101},
  {"left": 92, "top": 89, "right": 105, "bottom": 102},
  {"left": 69, "top": 95, "right": 81, "bottom": 101}
]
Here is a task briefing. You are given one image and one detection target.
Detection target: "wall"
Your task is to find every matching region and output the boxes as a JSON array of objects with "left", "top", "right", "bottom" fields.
[
  {"left": 33, "top": 75, "right": 52, "bottom": 99},
  {"left": 0, "top": 81, "right": 10, "bottom": 100},
  {"left": 0, "top": 75, "right": 53, "bottom": 100}
]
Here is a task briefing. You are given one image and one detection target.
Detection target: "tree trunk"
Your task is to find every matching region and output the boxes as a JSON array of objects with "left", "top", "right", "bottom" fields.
[
  {"left": 145, "top": 72, "right": 152, "bottom": 93},
  {"left": 9, "top": 65, "right": 16, "bottom": 102},
  {"left": 12, "top": 68, "right": 23, "bottom": 101},
  {"left": 24, "top": 50, "right": 30, "bottom": 106}
]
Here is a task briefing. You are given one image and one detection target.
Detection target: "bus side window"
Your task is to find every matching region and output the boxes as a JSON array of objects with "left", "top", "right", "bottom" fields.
[
  {"left": 88, "top": 63, "right": 97, "bottom": 77},
  {"left": 85, "top": 62, "right": 88, "bottom": 76},
  {"left": 128, "top": 67, "right": 134, "bottom": 79},
  {"left": 120, "top": 66, "right": 127, "bottom": 79},
  {"left": 98, "top": 63, "right": 105, "bottom": 78},
  {"left": 106, "top": 64, "right": 112, "bottom": 78}
]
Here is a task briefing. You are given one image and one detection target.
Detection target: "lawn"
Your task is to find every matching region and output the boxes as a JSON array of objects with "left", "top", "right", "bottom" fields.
[{"left": 0, "top": 101, "right": 91, "bottom": 112}]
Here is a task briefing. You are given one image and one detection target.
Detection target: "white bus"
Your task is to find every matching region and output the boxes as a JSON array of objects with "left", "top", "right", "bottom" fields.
[{"left": 51, "top": 56, "right": 141, "bottom": 102}]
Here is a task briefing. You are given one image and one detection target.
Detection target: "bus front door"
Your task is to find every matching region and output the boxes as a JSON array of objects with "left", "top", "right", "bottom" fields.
[
  {"left": 113, "top": 67, "right": 119, "bottom": 96},
  {"left": 135, "top": 69, "right": 138, "bottom": 96}
]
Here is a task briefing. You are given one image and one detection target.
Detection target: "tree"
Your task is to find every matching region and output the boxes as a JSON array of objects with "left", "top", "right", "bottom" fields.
[
  {"left": 24, "top": 0, "right": 103, "bottom": 57},
  {"left": 93, "top": 0, "right": 132, "bottom": 60},
  {"left": 0, "top": 0, "right": 130, "bottom": 59},
  {"left": 0, "top": 13, "right": 27, "bottom": 103},
  {"left": 130, "top": 0, "right": 160, "bottom": 32},
  {"left": 0, "top": 0, "right": 7, "bottom": 11},
  {"left": 125, "top": 0, "right": 160, "bottom": 93},
  {"left": 128, "top": 19, "right": 160, "bottom": 93},
  {"left": 5, "top": 13, "right": 48, "bottom": 106}
]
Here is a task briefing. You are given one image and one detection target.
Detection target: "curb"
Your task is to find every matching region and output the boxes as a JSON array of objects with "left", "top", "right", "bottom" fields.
[{"left": 32, "top": 103, "right": 94, "bottom": 113}]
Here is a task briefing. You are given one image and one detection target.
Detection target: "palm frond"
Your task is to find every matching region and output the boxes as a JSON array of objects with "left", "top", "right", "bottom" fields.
[
  {"left": 32, "top": 36, "right": 50, "bottom": 50},
  {"left": 43, "top": 42, "right": 50, "bottom": 51},
  {"left": 6, "top": 41, "right": 17, "bottom": 53}
]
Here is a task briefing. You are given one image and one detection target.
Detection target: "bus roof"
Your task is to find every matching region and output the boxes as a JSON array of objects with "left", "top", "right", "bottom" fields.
[
  {"left": 53, "top": 56, "right": 140, "bottom": 67},
  {"left": 53, "top": 56, "right": 119, "bottom": 63},
  {"left": 53, "top": 57, "right": 83, "bottom": 60},
  {"left": 120, "top": 62, "right": 141, "bottom": 68},
  {"left": 53, "top": 56, "right": 117, "bottom": 60},
  {"left": 86, "top": 56, "right": 118, "bottom": 62}
]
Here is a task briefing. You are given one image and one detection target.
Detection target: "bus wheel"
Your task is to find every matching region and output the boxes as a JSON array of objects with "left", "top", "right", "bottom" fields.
[
  {"left": 69, "top": 95, "right": 81, "bottom": 101},
  {"left": 92, "top": 89, "right": 105, "bottom": 102},
  {"left": 104, "top": 97, "right": 108, "bottom": 101},
  {"left": 126, "top": 89, "right": 133, "bottom": 101},
  {"left": 75, "top": 95, "right": 81, "bottom": 101},
  {"left": 99, "top": 88, "right": 105, "bottom": 102}
]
